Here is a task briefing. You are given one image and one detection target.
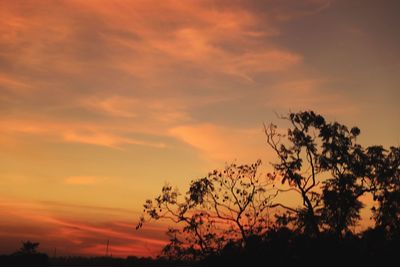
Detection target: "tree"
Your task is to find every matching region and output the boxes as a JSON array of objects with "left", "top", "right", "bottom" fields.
[
  {"left": 368, "top": 146, "right": 400, "bottom": 238},
  {"left": 137, "top": 110, "right": 400, "bottom": 261},
  {"left": 265, "top": 111, "right": 325, "bottom": 236},
  {"left": 18, "top": 241, "right": 40, "bottom": 254},
  {"left": 137, "top": 160, "right": 279, "bottom": 259},
  {"left": 265, "top": 111, "right": 369, "bottom": 237},
  {"left": 317, "top": 120, "right": 366, "bottom": 236}
]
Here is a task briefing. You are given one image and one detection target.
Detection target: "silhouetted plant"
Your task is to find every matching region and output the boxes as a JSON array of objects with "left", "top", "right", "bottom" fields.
[
  {"left": 265, "top": 111, "right": 379, "bottom": 237},
  {"left": 317, "top": 120, "right": 366, "bottom": 236},
  {"left": 1, "top": 241, "right": 50, "bottom": 267},
  {"left": 18, "top": 241, "right": 40, "bottom": 254},
  {"left": 368, "top": 146, "right": 400, "bottom": 238},
  {"left": 137, "top": 160, "right": 280, "bottom": 259},
  {"left": 137, "top": 110, "right": 400, "bottom": 263},
  {"left": 265, "top": 112, "right": 326, "bottom": 235}
]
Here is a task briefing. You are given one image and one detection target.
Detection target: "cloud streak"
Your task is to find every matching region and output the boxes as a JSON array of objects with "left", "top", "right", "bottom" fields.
[
  {"left": 169, "top": 123, "right": 267, "bottom": 162},
  {"left": 0, "top": 0, "right": 330, "bottom": 155},
  {"left": 0, "top": 0, "right": 312, "bottom": 156},
  {"left": 0, "top": 200, "right": 166, "bottom": 257},
  {"left": 0, "top": 0, "right": 399, "bottom": 257}
]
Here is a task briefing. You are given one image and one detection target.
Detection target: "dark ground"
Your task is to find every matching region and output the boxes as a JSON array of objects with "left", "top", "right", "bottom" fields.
[{"left": 2, "top": 229, "right": 400, "bottom": 267}]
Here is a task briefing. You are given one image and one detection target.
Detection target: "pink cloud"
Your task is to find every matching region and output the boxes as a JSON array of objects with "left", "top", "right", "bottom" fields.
[
  {"left": 0, "top": 118, "right": 166, "bottom": 149},
  {"left": 0, "top": 199, "right": 167, "bottom": 257},
  {"left": 169, "top": 123, "right": 273, "bottom": 163},
  {"left": 0, "top": 0, "right": 316, "bottom": 157},
  {"left": 264, "top": 79, "right": 361, "bottom": 116}
]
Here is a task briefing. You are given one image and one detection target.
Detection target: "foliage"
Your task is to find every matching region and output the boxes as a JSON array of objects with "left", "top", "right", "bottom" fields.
[
  {"left": 137, "top": 160, "right": 280, "bottom": 259},
  {"left": 138, "top": 110, "right": 400, "bottom": 260},
  {"left": 368, "top": 146, "right": 400, "bottom": 238},
  {"left": 0, "top": 241, "right": 50, "bottom": 267},
  {"left": 18, "top": 241, "right": 40, "bottom": 254},
  {"left": 265, "top": 111, "right": 372, "bottom": 236}
]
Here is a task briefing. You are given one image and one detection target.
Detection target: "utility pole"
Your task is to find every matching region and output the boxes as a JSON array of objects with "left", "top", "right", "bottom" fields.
[{"left": 105, "top": 240, "right": 109, "bottom": 257}]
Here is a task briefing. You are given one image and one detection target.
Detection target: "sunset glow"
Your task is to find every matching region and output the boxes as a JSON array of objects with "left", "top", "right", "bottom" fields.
[{"left": 0, "top": 0, "right": 399, "bottom": 257}]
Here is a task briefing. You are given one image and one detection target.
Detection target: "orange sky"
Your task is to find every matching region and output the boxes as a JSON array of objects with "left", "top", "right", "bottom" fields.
[{"left": 0, "top": 0, "right": 399, "bottom": 257}]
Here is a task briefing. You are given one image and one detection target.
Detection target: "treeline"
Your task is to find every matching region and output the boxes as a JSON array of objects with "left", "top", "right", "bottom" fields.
[
  {"left": 0, "top": 242, "right": 192, "bottom": 267},
  {"left": 0, "top": 241, "right": 49, "bottom": 267},
  {"left": 200, "top": 227, "right": 400, "bottom": 266},
  {"left": 49, "top": 256, "right": 191, "bottom": 267},
  {"left": 2, "top": 237, "right": 399, "bottom": 267},
  {"left": 0, "top": 254, "right": 192, "bottom": 267},
  {"left": 138, "top": 111, "right": 400, "bottom": 265}
]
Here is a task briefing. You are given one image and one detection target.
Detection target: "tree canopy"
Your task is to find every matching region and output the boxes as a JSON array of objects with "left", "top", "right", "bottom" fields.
[{"left": 137, "top": 110, "right": 400, "bottom": 261}]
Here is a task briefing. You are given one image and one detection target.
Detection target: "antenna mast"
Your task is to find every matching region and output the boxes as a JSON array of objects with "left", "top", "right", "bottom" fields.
[{"left": 106, "top": 239, "right": 109, "bottom": 256}]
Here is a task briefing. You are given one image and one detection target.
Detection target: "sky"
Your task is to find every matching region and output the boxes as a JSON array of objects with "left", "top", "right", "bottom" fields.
[{"left": 0, "top": 0, "right": 399, "bottom": 258}]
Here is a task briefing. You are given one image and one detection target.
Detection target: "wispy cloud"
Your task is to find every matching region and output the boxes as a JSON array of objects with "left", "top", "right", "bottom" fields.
[
  {"left": 0, "top": 0, "right": 324, "bottom": 156},
  {"left": 0, "top": 118, "right": 166, "bottom": 149},
  {"left": 1, "top": 0, "right": 398, "bottom": 257},
  {"left": 169, "top": 123, "right": 272, "bottom": 163},
  {"left": 264, "top": 79, "right": 361, "bottom": 116},
  {"left": 0, "top": 200, "right": 166, "bottom": 257}
]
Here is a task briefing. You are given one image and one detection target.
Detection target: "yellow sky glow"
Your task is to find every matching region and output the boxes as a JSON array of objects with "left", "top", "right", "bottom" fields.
[{"left": 0, "top": 0, "right": 399, "bottom": 257}]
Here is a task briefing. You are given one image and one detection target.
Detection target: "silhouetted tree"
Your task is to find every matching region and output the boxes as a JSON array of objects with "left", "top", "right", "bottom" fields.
[
  {"left": 137, "top": 160, "right": 280, "bottom": 259},
  {"left": 317, "top": 120, "right": 366, "bottom": 236},
  {"left": 137, "top": 110, "right": 400, "bottom": 264},
  {"left": 368, "top": 146, "right": 400, "bottom": 238},
  {"left": 3, "top": 241, "right": 50, "bottom": 267},
  {"left": 18, "top": 241, "right": 40, "bottom": 254},
  {"left": 265, "top": 112, "right": 325, "bottom": 235},
  {"left": 265, "top": 111, "right": 370, "bottom": 237}
]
